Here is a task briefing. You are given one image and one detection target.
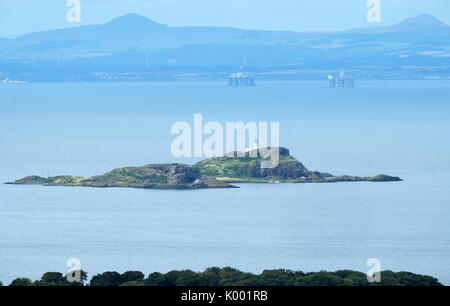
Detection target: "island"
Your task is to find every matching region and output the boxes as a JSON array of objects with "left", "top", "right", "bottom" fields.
[{"left": 6, "top": 147, "right": 402, "bottom": 189}]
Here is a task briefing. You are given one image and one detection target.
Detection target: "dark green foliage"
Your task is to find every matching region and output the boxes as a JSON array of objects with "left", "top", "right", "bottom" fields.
[
  {"left": 90, "top": 271, "right": 123, "bottom": 286},
  {"left": 163, "top": 270, "right": 184, "bottom": 286},
  {"left": 3, "top": 268, "right": 443, "bottom": 286},
  {"left": 90, "top": 270, "right": 147, "bottom": 286},
  {"left": 40, "top": 272, "right": 65, "bottom": 286},
  {"left": 216, "top": 267, "right": 259, "bottom": 286},
  {"left": 9, "top": 278, "right": 33, "bottom": 286},
  {"left": 396, "top": 271, "right": 442, "bottom": 286},
  {"left": 144, "top": 272, "right": 167, "bottom": 286},
  {"left": 295, "top": 271, "right": 345, "bottom": 286},
  {"left": 64, "top": 270, "right": 88, "bottom": 286},
  {"left": 335, "top": 270, "right": 369, "bottom": 286},
  {"left": 120, "top": 281, "right": 145, "bottom": 286},
  {"left": 220, "top": 272, "right": 259, "bottom": 286},
  {"left": 197, "top": 267, "right": 221, "bottom": 286},
  {"left": 258, "top": 269, "right": 296, "bottom": 286},
  {"left": 121, "top": 271, "right": 145, "bottom": 283},
  {"left": 369, "top": 271, "right": 443, "bottom": 287},
  {"left": 28, "top": 270, "right": 88, "bottom": 286},
  {"left": 173, "top": 270, "right": 201, "bottom": 286}
]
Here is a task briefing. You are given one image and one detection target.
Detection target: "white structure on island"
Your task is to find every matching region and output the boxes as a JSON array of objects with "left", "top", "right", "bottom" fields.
[{"left": 245, "top": 140, "right": 259, "bottom": 153}]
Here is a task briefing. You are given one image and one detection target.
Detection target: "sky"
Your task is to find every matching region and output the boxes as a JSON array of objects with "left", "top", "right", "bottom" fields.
[{"left": 0, "top": 0, "right": 449, "bottom": 37}]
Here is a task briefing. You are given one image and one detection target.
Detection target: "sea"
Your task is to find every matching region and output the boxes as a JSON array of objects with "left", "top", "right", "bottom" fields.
[{"left": 0, "top": 80, "right": 449, "bottom": 285}]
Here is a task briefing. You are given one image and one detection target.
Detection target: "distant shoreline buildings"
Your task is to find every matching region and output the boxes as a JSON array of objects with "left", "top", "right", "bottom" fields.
[{"left": 2, "top": 78, "right": 26, "bottom": 84}]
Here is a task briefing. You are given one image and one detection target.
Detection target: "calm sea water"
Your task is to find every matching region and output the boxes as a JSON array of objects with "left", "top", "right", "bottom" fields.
[{"left": 0, "top": 81, "right": 449, "bottom": 285}]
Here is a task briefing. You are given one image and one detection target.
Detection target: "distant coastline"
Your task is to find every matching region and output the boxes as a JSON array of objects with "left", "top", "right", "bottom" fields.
[{"left": 1, "top": 14, "right": 449, "bottom": 83}]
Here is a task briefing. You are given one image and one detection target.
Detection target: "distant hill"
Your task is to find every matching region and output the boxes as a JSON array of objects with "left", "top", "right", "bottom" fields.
[
  {"left": 17, "top": 13, "right": 305, "bottom": 49},
  {"left": 395, "top": 14, "right": 449, "bottom": 31},
  {"left": 1, "top": 14, "right": 449, "bottom": 80},
  {"left": 348, "top": 14, "right": 450, "bottom": 36}
]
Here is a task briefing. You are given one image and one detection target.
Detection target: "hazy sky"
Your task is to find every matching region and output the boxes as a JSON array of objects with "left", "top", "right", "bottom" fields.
[{"left": 0, "top": 0, "right": 449, "bottom": 37}]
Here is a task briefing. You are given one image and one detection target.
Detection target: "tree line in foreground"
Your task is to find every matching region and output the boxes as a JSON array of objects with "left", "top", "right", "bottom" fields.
[{"left": 1, "top": 268, "right": 443, "bottom": 286}]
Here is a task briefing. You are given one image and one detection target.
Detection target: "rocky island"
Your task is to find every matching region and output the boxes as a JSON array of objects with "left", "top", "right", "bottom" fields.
[{"left": 6, "top": 147, "right": 402, "bottom": 189}]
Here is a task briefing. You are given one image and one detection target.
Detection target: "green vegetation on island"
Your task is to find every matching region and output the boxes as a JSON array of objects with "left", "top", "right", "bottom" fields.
[
  {"left": 196, "top": 147, "right": 402, "bottom": 183},
  {"left": 6, "top": 147, "right": 402, "bottom": 189},
  {"left": 4, "top": 268, "right": 442, "bottom": 286},
  {"left": 6, "top": 164, "right": 234, "bottom": 189}
]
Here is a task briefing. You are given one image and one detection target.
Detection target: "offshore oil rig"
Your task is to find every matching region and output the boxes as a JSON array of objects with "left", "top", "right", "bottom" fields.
[
  {"left": 228, "top": 55, "right": 255, "bottom": 86},
  {"left": 228, "top": 72, "right": 255, "bottom": 86},
  {"left": 328, "top": 67, "right": 354, "bottom": 88}
]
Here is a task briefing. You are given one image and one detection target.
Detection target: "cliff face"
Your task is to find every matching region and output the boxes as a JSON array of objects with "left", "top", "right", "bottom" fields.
[{"left": 6, "top": 147, "right": 402, "bottom": 189}]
